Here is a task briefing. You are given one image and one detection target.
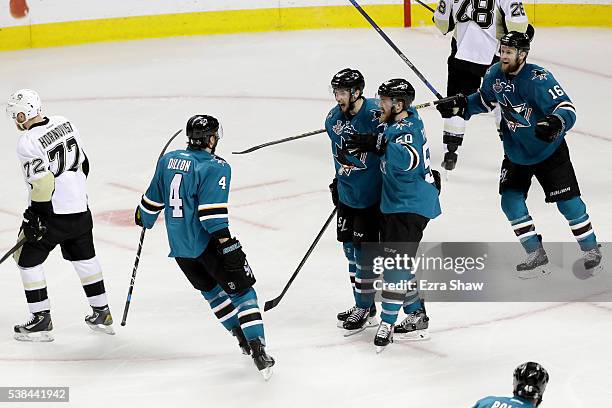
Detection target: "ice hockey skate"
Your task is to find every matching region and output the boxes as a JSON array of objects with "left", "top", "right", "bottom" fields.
[
  {"left": 374, "top": 321, "right": 393, "bottom": 353},
  {"left": 394, "top": 308, "right": 430, "bottom": 341},
  {"left": 517, "top": 247, "right": 551, "bottom": 279},
  {"left": 14, "top": 311, "right": 53, "bottom": 342},
  {"left": 85, "top": 306, "right": 115, "bottom": 335},
  {"left": 249, "top": 338, "right": 275, "bottom": 381},
  {"left": 337, "top": 304, "right": 377, "bottom": 328},
  {"left": 584, "top": 244, "right": 604, "bottom": 275},
  {"left": 342, "top": 305, "right": 378, "bottom": 337},
  {"left": 232, "top": 326, "right": 251, "bottom": 355}
]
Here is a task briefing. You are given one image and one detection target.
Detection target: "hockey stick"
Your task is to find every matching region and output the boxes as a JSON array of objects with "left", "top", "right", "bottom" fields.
[
  {"left": 348, "top": 0, "right": 443, "bottom": 99},
  {"left": 232, "top": 128, "right": 326, "bottom": 155},
  {"left": 413, "top": 95, "right": 459, "bottom": 110},
  {"left": 414, "top": 0, "right": 435, "bottom": 13},
  {"left": 264, "top": 207, "right": 337, "bottom": 312},
  {"left": 121, "top": 129, "right": 182, "bottom": 326},
  {"left": 0, "top": 236, "right": 27, "bottom": 266}
]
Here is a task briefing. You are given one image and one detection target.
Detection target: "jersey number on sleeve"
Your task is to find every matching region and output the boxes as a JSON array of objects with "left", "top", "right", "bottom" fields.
[
  {"left": 23, "top": 158, "right": 45, "bottom": 178},
  {"left": 169, "top": 173, "right": 183, "bottom": 218},
  {"left": 422, "top": 135, "right": 435, "bottom": 184},
  {"left": 457, "top": 0, "right": 494, "bottom": 28},
  {"left": 547, "top": 85, "right": 565, "bottom": 100},
  {"left": 47, "top": 137, "right": 81, "bottom": 177}
]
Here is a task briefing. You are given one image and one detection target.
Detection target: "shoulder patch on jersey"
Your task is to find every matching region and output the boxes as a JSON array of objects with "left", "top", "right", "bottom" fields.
[{"left": 531, "top": 68, "right": 549, "bottom": 81}]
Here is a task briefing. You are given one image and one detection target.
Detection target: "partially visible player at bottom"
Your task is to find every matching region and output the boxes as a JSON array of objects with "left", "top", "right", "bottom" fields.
[
  {"left": 6, "top": 89, "right": 114, "bottom": 342},
  {"left": 347, "top": 79, "right": 441, "bottom": 351},
  {"left": 473, "top": 362, "right": 549, "bottom": 407},
  {"left": 135, "top": 115, "right": 274, "bottom": 379}
]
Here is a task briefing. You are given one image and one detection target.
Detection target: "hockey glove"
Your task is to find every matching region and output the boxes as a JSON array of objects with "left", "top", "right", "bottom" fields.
[
  {"left": 329, "top": 178, "right": 339, "bottom": 207},
  {"left": 217, "top": 238, "right": 255, "bottom": 292},
  {"left": 134, "top": 207, "right": 144, "bottom": 227},
  {"left": 21, "top": 208, "right": 46, "bottom": 242},
  {"left": 432, "top": 169, "right": 442, "bottom": 194},
  {"left": 535, "top": 114, "right": 564, "bottom": 143},
  {"left": 345, "top": 133, "right": 387, "bottom": 156},
  {"left": 436, "top": 94, "right": 467, "bottom": 119}
]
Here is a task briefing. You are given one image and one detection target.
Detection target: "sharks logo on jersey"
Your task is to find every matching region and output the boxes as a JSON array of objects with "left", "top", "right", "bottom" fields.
[
  {"left": 334, "top": 135, "right": 368, "bottom": 175},
  {"left": 531, "top": 69, "right": 549, "bottom": 81},
  {"left": 498, "top": 94, "right": 533, "bottom": 132}
]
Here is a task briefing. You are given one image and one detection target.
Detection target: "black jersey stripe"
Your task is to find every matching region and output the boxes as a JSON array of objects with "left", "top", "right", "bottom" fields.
[
  {"left": 198, "top": 207, "right": 228, "bottom": 217},
  {"left": 141, "top": 196, "right": 164, "bottom": 212}
]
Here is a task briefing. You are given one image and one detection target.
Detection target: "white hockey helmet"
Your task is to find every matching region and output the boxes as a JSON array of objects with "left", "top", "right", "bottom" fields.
[{"left": 6, "top": 89, "right": 42, "bottom": 126}]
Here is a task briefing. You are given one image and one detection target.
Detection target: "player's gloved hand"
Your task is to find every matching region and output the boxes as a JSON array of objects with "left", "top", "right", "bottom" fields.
[
  {"left": 329, "top": 178, "right": 339, "bottom": 207},
  {"left": 134, "top": 207, "right": 144, "bottom": 227},
  {"left": 535, "top": 114, "right": 564, "bottom": 143},
  {"left": 217, "top": 237, "right": 251, "bottom": 276},
  {"left": 21, "top": 208, "right": 46, "bottom": 242},
  {"left": 436, "top": 94, "right": 467, "bottom": 118},
  {"left": 345, "top": 133, "right": 387, "bottom": 156},
  {"left": 431, "top": 169, "right": 442, "bottom": 194}
]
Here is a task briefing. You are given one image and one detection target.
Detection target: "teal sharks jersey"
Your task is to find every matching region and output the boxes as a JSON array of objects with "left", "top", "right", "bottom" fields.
[
  {"left": 325, "top": 98, "right": 383, "bottom": 209},
  {"left": 473, "top": 395, "right": 535, "bottom": 408},
  {"left": 139, "top": 149, "right": 230, "bottom": 258},
  {"left": 379, "top": 108, "right": 441, "bottom": 219},
  {"left": 465, "top": 62, "right": 576, "bottom": 165}
]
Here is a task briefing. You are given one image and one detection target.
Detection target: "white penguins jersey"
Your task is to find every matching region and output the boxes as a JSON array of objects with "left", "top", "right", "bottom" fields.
[
  {"left": 433, "top": 0, "right": 528, "bottom": 65},
  {"left": 17, "top": 115, "right": 89, "bottom": 214}
]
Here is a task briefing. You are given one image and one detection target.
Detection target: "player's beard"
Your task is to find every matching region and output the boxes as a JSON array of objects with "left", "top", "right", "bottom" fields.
[{"left": 501, "top": 55, "right": 523, "bottom": 74}]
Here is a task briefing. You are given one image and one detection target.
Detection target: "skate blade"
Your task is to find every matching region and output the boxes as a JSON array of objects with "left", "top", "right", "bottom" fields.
[
  {"left": 260, "top": 367, "right": 273, "bottom": 381},
  {"left": 394, "top": 329, "right": 430, "bottom": 342},
  {"left": 343, "top": 316, "right": 379, "bottom": 337},
  {"left": 14, "top": 331, "right": 54, "bottom": 342},
  {"left": 518, "top": 266, "right": 552, "bottom": 280},
  {"left": 87, "top": 323, "right": 116, "bottom": 335}
]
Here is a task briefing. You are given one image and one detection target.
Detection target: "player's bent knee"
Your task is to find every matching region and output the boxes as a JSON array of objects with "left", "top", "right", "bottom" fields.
[
  {"left": 500, "top": 189, "right": 528, "bottom": 220},
  {"left": 556, "top": 196, "right": 586, "bottom": 220}
]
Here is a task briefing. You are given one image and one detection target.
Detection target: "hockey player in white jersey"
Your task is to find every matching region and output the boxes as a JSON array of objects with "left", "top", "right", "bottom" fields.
[
  {"left": 6, "top": 89, "right": 114, "bottom": 342},
  {"left": 434, "top": 0, "right": 529, "bottom": 170}
]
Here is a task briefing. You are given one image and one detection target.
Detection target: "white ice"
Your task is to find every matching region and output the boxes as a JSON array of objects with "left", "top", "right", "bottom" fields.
[{"left": 0, "top": 27, "right": 611, "bottom": 407}]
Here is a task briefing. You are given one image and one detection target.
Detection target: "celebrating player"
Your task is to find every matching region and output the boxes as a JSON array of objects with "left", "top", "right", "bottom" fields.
[
  {"left": 346, "top": 79, "right": 441, "bottom": 351},
  {"left": 472, "top": 362, "right": 549, "bottom": 407},
  {"left": 433, "top": 0, "right": 529, "bottom": 171},
  {"left": 325, "top": 68, "right": 382, "bottom": 334},
  {"left": 6, "top": 89, "right": 114, "bottom": 342},
  {"left": 135, "top": 114, "right": 275, "bottom": 379},
  {"left": 436, "top": 31, "right": 603, "bottom": 277}
]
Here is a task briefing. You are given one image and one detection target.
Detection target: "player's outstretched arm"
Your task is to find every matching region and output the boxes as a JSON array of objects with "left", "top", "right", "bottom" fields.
[{"left": 135, "top": 160, "right": 166, "bottom": 229}]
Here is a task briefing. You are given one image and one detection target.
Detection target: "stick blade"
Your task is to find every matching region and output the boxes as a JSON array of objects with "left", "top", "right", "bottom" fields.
[{"left": 263, "top": 298, "right": 279, "bottom": 312}]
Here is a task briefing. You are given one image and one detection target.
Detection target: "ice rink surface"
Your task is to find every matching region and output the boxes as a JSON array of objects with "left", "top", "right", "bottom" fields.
[{"left": 0, "top": 26, "right": 611, "bottom": 407}]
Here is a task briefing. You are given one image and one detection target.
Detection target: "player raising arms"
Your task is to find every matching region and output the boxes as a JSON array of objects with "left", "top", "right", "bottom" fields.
[
  {"left": 347, "top": 79, "right": 441, "bottom": 351},
  {"left": 436, "top": 32, "right": 603, "bottom": 277},
  {"left": 326, "top": 68, "right": 382, "bottom": 335},
  {"left": 135, "top": 115, "right": 274, "bottom": 379},
  {"left": 7, "top": 89, "right": 114, "bottom": 342},
  {"left": 433, "top": 0, "right": 529, "bottom": 171}
]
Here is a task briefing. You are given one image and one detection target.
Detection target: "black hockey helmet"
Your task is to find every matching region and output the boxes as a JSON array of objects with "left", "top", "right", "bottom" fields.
[
  {"left": 377, "top": 78, "right": 415, "bottom": 108},
  {"left": 500, "top": 31, "right": 531, "bottom": 52},
  {"left": 186, "top": 114, "right": 222, "bottom": 150},
  {"left": 513, "top": 362, "right": 549, "bottom": 405},
  {"left": 331, "top": 68, "right": 365, "bottom": 93}
]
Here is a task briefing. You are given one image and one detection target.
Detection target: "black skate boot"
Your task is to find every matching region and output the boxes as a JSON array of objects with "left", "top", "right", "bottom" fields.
[
  {"left": 231, "top": 326, "right": 251, "bottom": 355},
  {"left": 342, "top": 305, "right": 377, "bottom": 336},
  {"left": 517, "top": 246, "right": 550, "bottom": 279},
  {"left": 14, "top": 311, "right": 53, "bottom": 342},
  {"left": 374, "top": 321, "right": 394, "bottom": 353},
  {"left": 337, "top": 304, "right": 376, "bottom": 328},
  {"left": 248, "top": 338, "right": 275, "bottom": 381},
  {"left": 85, "top": 306, "right": 115, "bottom": 335},
  {"left": 394, "top": 307, "right": 430, "bottom": 341},
  {"left": 584, "top": 244, "right": 603, "bottom": 274}
]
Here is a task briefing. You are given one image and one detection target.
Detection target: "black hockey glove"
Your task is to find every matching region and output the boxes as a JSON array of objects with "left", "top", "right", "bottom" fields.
[
  {"left": 436, "top": 94, "right": 467, "bottom": 119},
  {"left": 535, "top": 114, "right": 564, "bottom": 143},
  {"left": 21, "top": 208, "right": 46, "bottom": 242},
  {"left": 345, "top": 133, "right": 387, "bottom": 156},
  {"left": 329, "top": 178, "right": 339, "bottom": 207},
  {"left": 134, "top": 206, "right": 143, "bottom": 227},
  {"left": 432, "top": 169, "right": 442, "bottom": 195},
  {"left": 217, "top": 237, "right": 251, "bottom": 277}
]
